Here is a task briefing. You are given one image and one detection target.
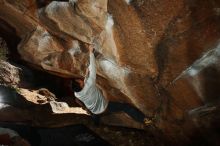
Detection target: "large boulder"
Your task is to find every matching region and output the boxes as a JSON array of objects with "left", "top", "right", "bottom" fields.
[
  {"left": 18, "top": 26, "right": 64, "bottom": 65},
  {"left": 1, "top": 0, "right": 220, "bottom": 144},
  {"left": 73, "top": 0, "right": 108, "bottom": 31},
  {"left": 41, "top": 40, "right": 89, "bottom": 77},
  {"left": 40, "top": 1, "right": 95, "bottom": 43},
  {"left": 18, "top": 26, "right": 89, "bottom": 77}
]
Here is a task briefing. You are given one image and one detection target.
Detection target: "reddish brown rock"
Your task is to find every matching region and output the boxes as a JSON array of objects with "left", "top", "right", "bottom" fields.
[
  {"left": 41, "top": 1, "right": 96, "bottom": 43},
  {"left": 18, "top": 26, "right": 64, "bottom": 65},
  {"left": 0, "top": 0, "right": 38, "bottom": 37},
  {"left": 74, "top": 0, "right": 108, "bottom": 31},
  {"left": 108, "top": 0, "right": 158, "bottom": 76},
  {"left": 0, "top": 0, "right": 220, "bottom": 144},
  {"left": 42, "top": 40, "right": 89, "bottom": 78}
]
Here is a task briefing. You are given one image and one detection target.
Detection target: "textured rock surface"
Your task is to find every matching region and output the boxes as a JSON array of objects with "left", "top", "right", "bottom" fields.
[
  {"left": 0, "top": 38, "right": 20, "bottom": 86},
  {"left": 42, "top": 1, "right": 94, "bottom": 43},
  {"left": 0, "top": 0, "right": 220, "bottom": 144},
  {"left": 0, "top": 0, "right": 38, "bottom": 37},
  {"left": 18, "top": 26, "right": 64, "bottom": 65},
  {"left": 0, "top": 60, "right": 20, "bottom": 86}
]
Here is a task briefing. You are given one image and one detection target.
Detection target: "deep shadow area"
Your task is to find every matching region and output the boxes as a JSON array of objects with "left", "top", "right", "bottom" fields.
[
  {"left": 0, "top": 122, "right": 111, "bottom": 146},
  {"left": 0, "top": 19, "right": 21, "bottom": 61},
  {"left": 0, "top": 85, "right": 34, "bottom": 109},
  {"left": 18, "top": 65, "right": 73, "bottom": 98},
  {"left": 202, "top": 65, "right": 220, "bottom": 103},
  {"left": 36, "top": 0, "right": 69, "bottom": 8}
]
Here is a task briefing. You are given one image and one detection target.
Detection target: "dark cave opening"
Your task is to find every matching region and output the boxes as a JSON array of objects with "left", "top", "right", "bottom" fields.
[
  {"left": 0, "top": 18, "right": 21, "bottom": 62},
  {"left": 36, "top": 0, "right": 69, "bottom": 8}
]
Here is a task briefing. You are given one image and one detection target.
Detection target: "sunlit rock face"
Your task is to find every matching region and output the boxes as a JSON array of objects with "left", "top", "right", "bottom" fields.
[{"left": 1, "top": 0, "right": 220, "bottom": 143}]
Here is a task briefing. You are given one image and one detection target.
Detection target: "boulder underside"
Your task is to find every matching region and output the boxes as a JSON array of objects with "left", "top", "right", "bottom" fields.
[{"left": 0, "top": 0, "right": 220, "bottom": 144}]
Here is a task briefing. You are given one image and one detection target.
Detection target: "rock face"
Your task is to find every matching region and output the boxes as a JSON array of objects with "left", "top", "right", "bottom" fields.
[
  {"left": 0, "top": 0, "right": 220, "bottom": 144},
  {"left": 0, "top": 60, "right": 20, "bottom": 86},
  {"left": 0, "top": 37, "right": 20, "bottom": 86}
]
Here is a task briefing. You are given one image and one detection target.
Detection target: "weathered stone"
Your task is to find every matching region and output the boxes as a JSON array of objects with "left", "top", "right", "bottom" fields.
[
  {"left": 96, "top": 30, "right": 117, "bottom": 61},
  {"left": 18, "top": 26, "right": 64, "bottom": 65},
  {"left": 36, "top": 88, "right": 56, "bottom": 101},
  {"left": 41, "top": 40, "right": 89, "bottom": 78},
  {"left": 18, "top": 25, "right": 89, "bottom": 78},
  {"left": 122, "top": 72, "right": 160, "bottom": 115},
  {"left": 101, "top": 112, "right": 145, "bottom": 130},
  {"left": 42, "top": 1, "right": 94, "bottom": 43},
  {"left": 160, "top": 42, "right": 220, "bottom": 140},
  {"left": 108, "top": 0, "right": 158, "bottom": 76},
  {"left": 0, "top": 0, "right": 220, "bottom": 144},
  {"left": 5, "top": 0, "right": 37, "bottom": 18},
  {"left": 0, "top": 60, "right": 20, "bottom": 86},
  {"left": 74, "top": 0, "right": 108, "bottom": 31},
  {"left": 0, "top": 0, "right": 38, "bottom": 37},
  {"left": 0, "top": 38, "right": 20, "bottom": 86},
  {"left": 168, "top": 42, "right": 220, "bottom": 109},
  {"left": 96, "top": 55, "right": 160, "bottom": 115},
  {"left": 157, "top": 13, "right": 220, "bottom": 87}
]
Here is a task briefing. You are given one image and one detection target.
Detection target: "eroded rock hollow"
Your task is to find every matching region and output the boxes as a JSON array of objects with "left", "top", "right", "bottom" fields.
[{"left": 1, "top": 0, "right": 220, "bottom": 145}]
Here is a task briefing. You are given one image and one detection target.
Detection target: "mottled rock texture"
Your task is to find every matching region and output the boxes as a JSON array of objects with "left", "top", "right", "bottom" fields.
[
  {"left": 0, "top": 60, "right": 20, "bottom": 86},
  {"left": 0, "top": 37, "right": 20, "bottom": 86},
  {"left": 0, "top": 0, "right": 220, "bottom": 144}
]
